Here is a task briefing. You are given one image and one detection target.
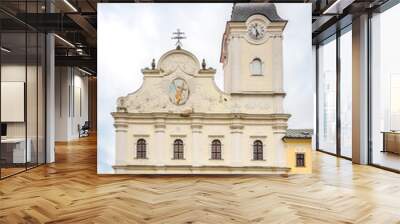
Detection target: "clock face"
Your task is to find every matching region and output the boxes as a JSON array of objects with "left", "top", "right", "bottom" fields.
[{"left": 247, "top": 22, "right": 266, "bottom": 41}]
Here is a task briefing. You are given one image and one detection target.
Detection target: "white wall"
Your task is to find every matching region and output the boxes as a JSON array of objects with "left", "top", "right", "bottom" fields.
[
  {"left": 1, "top": 65, "right": 41, "bottom": 138},
  {"left": 55, "top": 67, "right": 89, "bottom": 141}
]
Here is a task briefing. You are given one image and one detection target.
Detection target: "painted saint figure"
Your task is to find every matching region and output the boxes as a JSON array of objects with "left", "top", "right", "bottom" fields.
[
  {"left": 169, "top": 78, "right": 189, "bottom": 105},
  {"left": 175, "top": 83, "right": 185, "bottom": 104}
]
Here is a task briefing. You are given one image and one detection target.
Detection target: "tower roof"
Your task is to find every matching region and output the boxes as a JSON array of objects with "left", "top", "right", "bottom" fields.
[{"left": 230, "top": 3, "right": 286, "bottom": 22}]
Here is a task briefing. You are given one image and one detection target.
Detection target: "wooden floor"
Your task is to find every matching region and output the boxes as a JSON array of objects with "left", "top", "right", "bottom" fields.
[
  {"left": 1, "top": 135, "right": 400, "bottom": 224},
  {"left": 373, "top": 150, "right": 400, "bottom": 171},
  {"left": 0, "top": 167, "right": 26, "bottom": 178}
]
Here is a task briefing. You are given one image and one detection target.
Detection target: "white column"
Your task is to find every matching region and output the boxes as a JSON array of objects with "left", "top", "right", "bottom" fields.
[
  {"left": 46, "top": 32, "right": 55, "bottom": 163},
  {"left": 114, "top": 122, "right": 128, "bottom": 165},
  {"left": 191, "top": 123, "right": 202, "bottom": 167},
  {"left": 54, "top": 67, "right": 74, "bottom": 141},
  {"left": 154, "top": 123, "right": 166, "bottom": 166},
  {"left": 352, "top": 14, "right": 369, "bottom": 164},
  {"left": 230, "top": 121, "right": 243, "bottom": 166}
]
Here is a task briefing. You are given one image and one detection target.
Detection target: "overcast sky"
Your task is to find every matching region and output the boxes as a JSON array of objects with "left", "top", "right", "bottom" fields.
[{"left": 97, "top": 3, "right": 313, "bottom": 173}]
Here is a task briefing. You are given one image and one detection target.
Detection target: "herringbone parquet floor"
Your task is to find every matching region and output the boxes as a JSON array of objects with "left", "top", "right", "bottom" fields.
[{"left": 1, "top": 135, "right": 400, "bottom": 224}]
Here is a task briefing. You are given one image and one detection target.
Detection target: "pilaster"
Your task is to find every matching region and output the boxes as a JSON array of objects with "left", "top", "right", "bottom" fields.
[
  {"left": 230, "top": 118, "right": 244, "bottom": 166},
  {"left": 154, "top": 118, "right": 166, "bottom": 166},
  {"left": 270, "top": 31, "right": 284, "bottom": 93},
  {"left": 191, "top": 119, "right": 203, "bottom": 166},
  {"left": 114, "top": 122, "right": 128, "bottom": 165},
  {"left": 230, "top": 33, "right": 242, "bottom": 93},
  {"left": 273, "top": 124, "right": 287, "bottom": 167}
]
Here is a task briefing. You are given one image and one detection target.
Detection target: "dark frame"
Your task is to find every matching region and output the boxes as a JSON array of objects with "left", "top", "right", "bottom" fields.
[
  {"left": 295, "top": 153, "right": 306, "bottom": 167},
  {"left": 211, "top": 139, "right": 222, "bottom": 160},
  {"left": 136, "top": 139, "right": 147, "bottom": 159},
  {"left": 173, "top": 139, "right": 184, "bottom": 160},
  {"left": 250, "top": 58, "right": 262, "bottom": 75},
  {"left": 253, "top": 140, "right": 263, "bottom": 161}
]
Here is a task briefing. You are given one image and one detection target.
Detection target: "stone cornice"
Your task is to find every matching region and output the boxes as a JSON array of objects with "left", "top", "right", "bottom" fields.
[
  {"left": 154, "top": 124, "right": 166, "bottom": 129},
  {"left": 111, "top": 112, "right": 291, "bottom": 121},
  {"left": 230, "top": 123, "right": 244, "bottom": 130},
  {"left": 191, "top": 124, "right": 203, "bottom": 129},
  {"left": 138, "top": 68, "right": 218, "bottom": 78},
  {"left": 114, "top": 122, "right": 128, "bottom": 131},
  {"left": 230, "top": 91, "right": 286, "bottom": 96},
  {"left": 113, "top": 164, "right": 291, "bottom": 173},
  {"left": 198, "top": 68, "right": 216, "bottom": 75},
  {"left": 142, "top": 69, "right": 161, "bottom": 76}
]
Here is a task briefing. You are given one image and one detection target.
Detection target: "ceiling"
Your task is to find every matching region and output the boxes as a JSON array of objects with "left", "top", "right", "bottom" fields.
[{"left": 0, "top": 0, "right": 395, "bottom": 75}]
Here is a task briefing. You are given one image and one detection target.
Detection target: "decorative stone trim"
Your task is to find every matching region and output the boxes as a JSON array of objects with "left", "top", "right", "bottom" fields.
[
  {"left": 208, "top": 135, "right": 224, "bottom": 138},
  {"left": 249, "top": 135, "right": 267, "bottom": 139},
  {"left": 190, "top": 124, "right": 203, "bottom": 130},
  {"left": 170, "top": 134, "right": 187, "bottom": 138},
  {"left": 113, "top": 165, "right": 291, "bottom": 175},
  {"left": 133, "top": 134, "right": 150, "bottom": 138},
  {"left": 114, "top": 123, "right": 128, "bottom": 132}
]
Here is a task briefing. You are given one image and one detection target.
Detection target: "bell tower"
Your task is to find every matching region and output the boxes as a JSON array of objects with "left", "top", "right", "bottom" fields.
[{"left": 220, "top": 3, "right": 287, "bottom": 94}]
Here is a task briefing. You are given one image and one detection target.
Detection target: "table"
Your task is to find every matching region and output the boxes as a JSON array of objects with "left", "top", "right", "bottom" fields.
[
  {"left": 382, "top": 131, "right": 400, "bottom": 154},
  {"left": 1, "top": 138, "right": 31, "bottom": 163}
]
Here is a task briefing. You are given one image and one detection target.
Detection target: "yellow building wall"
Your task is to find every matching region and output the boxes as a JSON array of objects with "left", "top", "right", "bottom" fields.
[{"left": 285, "top": 139, "right": 312, "bottom": 174}]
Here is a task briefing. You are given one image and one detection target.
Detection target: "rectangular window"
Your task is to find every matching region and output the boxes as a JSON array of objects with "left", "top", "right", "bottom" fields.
[
  {"left": 174, "top": 151, "right": 184, "bottom": 159},
  {"left": 136, "top": 139, "right": 147, "bottom": 159},
  {"left": 371, "top": 4, "right": 400, "bottom": 171},
  {"left": 340, "top": 28, "right": 352, "bottom": 158},
  {"left": 317, "top": 36, "right": 337, "bottom": 155},
  {"left": 173, "top": 139, "right": 184, "bottom": 160},
  {"left": 137, "top": 150, "right": 146, "bottom": 159},
  {"left": 296, "top": 153, "right": 305, "bottom": 167},
  {"left": 211, "top": 140, "right": 222, "bottom": 160}
]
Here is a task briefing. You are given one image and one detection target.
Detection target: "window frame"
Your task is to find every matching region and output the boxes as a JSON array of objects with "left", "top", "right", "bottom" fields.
[
  {"left": 173, "top": 139, "right": 184, "bottom": 160},
  {"left": 250, "top": 58, "right": 263, "bottom": 76},
  {"left": 253, "top": 140, "right": 264, "bottom": 160},
  {"left": 295, "top": 153, "right": 306, "bottom": 167},
  {"left": 136, "top": 139, "right": 147, "bottom": 159},
  {"left": 211, "top": 139, "right": 222, "bottom": 160}
]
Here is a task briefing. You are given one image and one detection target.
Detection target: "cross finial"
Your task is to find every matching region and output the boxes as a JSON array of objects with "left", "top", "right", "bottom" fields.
[{"left": 171, "top": 29, "right": 186, "bottom": 49}]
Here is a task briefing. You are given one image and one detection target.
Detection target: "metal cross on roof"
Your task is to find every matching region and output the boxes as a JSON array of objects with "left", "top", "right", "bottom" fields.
[{"left": 171, "top": 29, "right": 186, "bottom": 49}]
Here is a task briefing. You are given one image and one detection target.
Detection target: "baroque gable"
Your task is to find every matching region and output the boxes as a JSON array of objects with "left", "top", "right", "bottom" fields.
[{"left": 115, "top": 48, "right": 276, "bottom": 115}]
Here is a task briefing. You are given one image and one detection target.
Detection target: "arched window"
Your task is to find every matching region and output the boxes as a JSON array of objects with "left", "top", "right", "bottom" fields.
[
  {"left": 173, "top": 139, "right": 184, "bottom": 159},
  {"left": 253, "top": 140, "right": 263, "bottom": 160},
  {"left": 251, "top": 58, "right": 262, "bottom": 75},
  {"left": 136, "top": 139, "right": 146, "bottom": 159},
  {"left": 211, "top": 139, "right": 222, "bottom": 160}
]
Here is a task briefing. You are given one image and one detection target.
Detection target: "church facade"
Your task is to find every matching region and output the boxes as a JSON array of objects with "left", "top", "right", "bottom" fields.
[{"left": 112, "top": 3, "right": 312, "bottom": 174}]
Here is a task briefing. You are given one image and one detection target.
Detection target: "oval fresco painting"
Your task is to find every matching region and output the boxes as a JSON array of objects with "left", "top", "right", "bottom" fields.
[{"left": 168, "top": 78, "right": 189, "bottom": 105}]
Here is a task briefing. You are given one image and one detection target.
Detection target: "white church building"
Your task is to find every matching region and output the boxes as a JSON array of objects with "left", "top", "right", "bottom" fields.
[{"left": 112, "top": 3, "right": 312, "bottom": 174}]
